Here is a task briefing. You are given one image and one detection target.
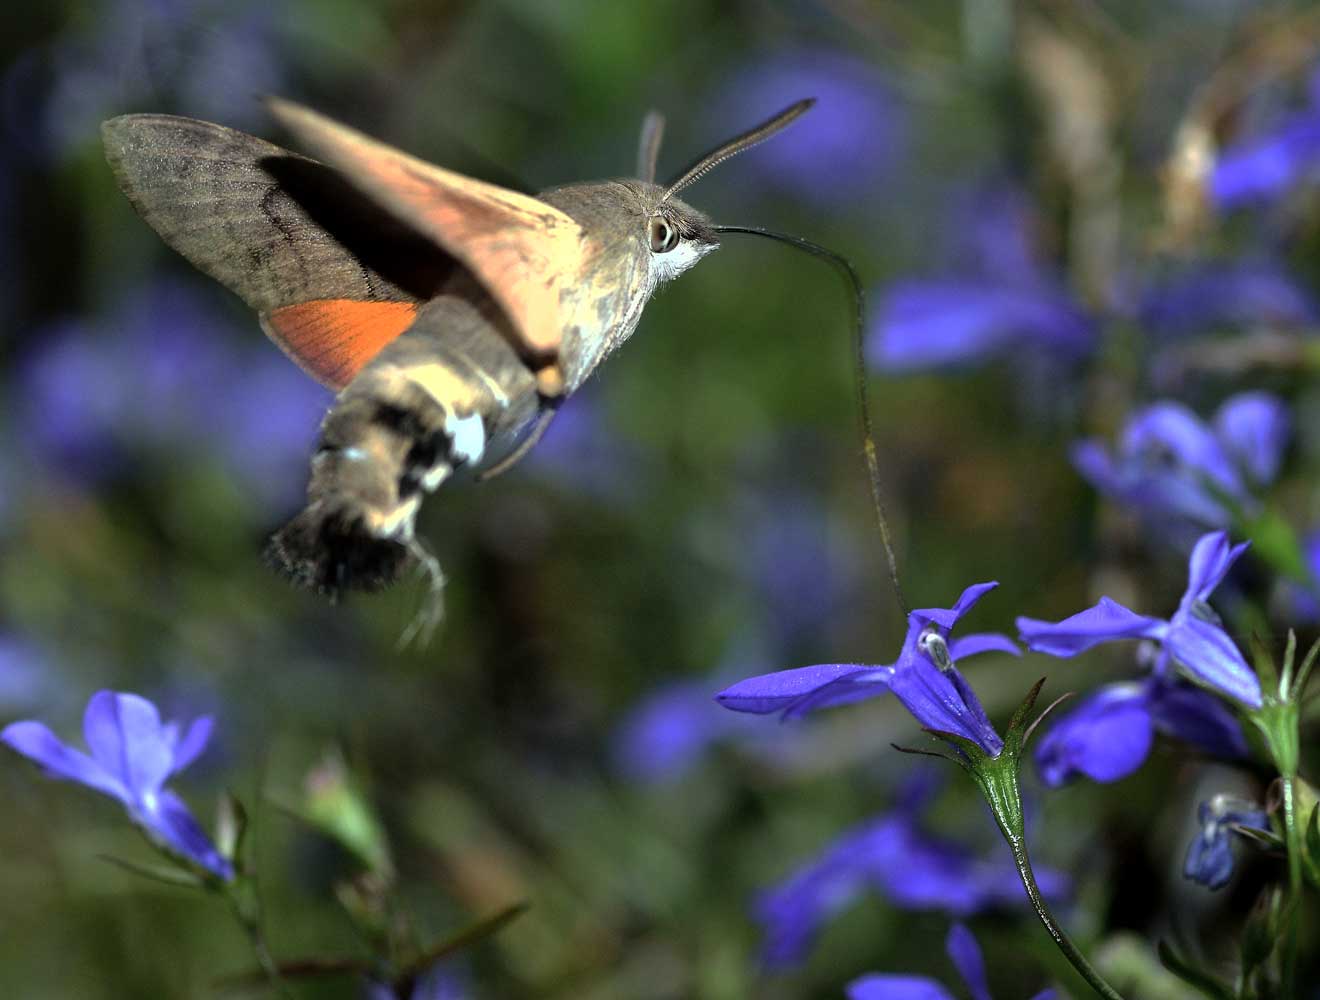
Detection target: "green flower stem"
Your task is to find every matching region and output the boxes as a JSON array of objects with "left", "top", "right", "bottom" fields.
[
  {"left": 225, "top": 878, "right": 293, "bottom": 1000},
  {"left": 1281, "top": 776, "right": 1302, "bottom": 997},
  {"left": 973, "top": 754, "right": 1126, "bottom": 1000}
]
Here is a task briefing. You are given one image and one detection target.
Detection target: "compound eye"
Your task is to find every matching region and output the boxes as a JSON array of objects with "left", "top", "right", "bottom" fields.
[{"left": 649, "top": 216, "right": 679, "bottom": 253}]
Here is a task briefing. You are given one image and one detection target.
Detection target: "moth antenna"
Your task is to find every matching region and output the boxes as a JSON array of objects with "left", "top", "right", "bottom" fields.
[
  {"left": 637, "top": 111, "right": 666, "bottom": 184},
  {"left": 662, "top": 99, "right": 815, "bottom": 202},
  {"left": 714, "top": 225, "right": 909, "bottom": 617}
]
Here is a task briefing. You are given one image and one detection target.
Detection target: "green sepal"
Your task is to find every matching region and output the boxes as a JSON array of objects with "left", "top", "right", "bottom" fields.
[
  {"left": 1248, "top": 632, "right": 1280, "bottom": 701},
  {"left": 1240, "top": 886, "right": 1284, "bottom": 984},
  {"left": 1155, "top": 940, "right": 1234, "bottom": 1000},
  {"left": 98, "top": 853, "right": 206, "bottom": 889},
  {"left": 214, "top": 790, "right": 247, "bottom": 872},
  {"left": 400, "top": 900, "right": 529, "bottom": 978}
]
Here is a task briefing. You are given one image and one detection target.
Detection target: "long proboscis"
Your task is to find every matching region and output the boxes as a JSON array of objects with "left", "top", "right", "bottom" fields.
[
  {"left": 714, "top": 225, "right": 909, "bottom": 616},
  {"left": 662, "top": 99, "right": 815, "bottom": 202}
]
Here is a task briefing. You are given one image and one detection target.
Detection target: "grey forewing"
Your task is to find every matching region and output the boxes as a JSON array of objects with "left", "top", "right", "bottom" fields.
[{"left": 102, "top": 114, "right": 456, "bottom": 312}]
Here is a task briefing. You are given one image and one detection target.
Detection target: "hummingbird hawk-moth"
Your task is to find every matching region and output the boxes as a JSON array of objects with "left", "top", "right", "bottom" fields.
[{"left": 100, "top": 96, "right": 814, "bottom": 618}]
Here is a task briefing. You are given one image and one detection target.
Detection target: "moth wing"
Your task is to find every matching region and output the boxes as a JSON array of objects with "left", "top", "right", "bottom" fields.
[
  {"left": 102, "top": 114, "right": 459, "bottom": 388},
  {"left": 265, "top": 98, "right": 586, "bottom": 367}
]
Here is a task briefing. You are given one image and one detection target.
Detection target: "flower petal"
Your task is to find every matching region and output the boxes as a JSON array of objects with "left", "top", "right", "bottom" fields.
[
  {"left": 1032, "top": 684, "right": 1154, "bottom": 786},
  {"left": 1183, "top": 531, "right": 1249, "bottom": 604},
  {"left": 914, "top": 582, "right": 999, "bottom": 631},
  {"left": 715, "top": 663, "right": 882, "bottom": 715},
  {"left": 147, "top": 789, "right": 234, "bottom": 881},
  {"left": 170, "top": 715, "right": 213, "bottom": 776},
  {"left": 1, "top": 720, "right": 128, "bottom": 802},
  {"left": 83, "top": 691, "right": 174, "bottom": 798},
  {"left": 1147, "top": 679, "right": 1249, "bottom": 758},
  {"left": 781, "top": 669, "right": 893, "bottom": 719},
  {"left": 949, "top": 632, "right": 1021, "bottom": 660},
  {"left": 945, "top": 924, "right": 991, "bottom": 1000},
  {"left": 1164, "top": 616, "right": 1262, "bottom": 708},
  {"left": 889, "top": 656, "right": 1003, "bottom": 756},
  {"left": 1017, "top": 598, "right": 1165, "bottom": 657},
  {"left": 1214, "top": 392, "right": 1290, "bottom": 486},
  {"left": 847, "top": 975, "right": 956, "bottom": 1000}
]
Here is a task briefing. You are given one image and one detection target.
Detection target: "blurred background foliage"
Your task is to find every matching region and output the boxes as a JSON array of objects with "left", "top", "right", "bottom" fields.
[{"left": 1, "top": 0, "right": 1319, "bottom": 997}]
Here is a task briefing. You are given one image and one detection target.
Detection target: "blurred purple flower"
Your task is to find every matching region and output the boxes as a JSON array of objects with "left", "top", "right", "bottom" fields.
[
  {"left": 7, "top": 0, "right": 285, "bottom": 161},
  {"left": 0, "top": 637, "right": 49, "bottom": 711},
  {"left": 524, "top": 391, "right": 641, "bottom": 501},
  {"left": 1140, "top": 262, "right": 1317, "bottom": 338},
  {"left": 735, "top": 487, "right": 862, "bottom": 647},
  {"left": 1072, "top": 391, "right": 1289, "bottom": 532},
  {"left": 712, "top": 49, "right": 906, "bottom": 206},
  {"left": 717, "top": 582, "right": 1019, "bottom": 757},
  {"left": 869, "top": 182, "right": 1094, "bottom": 370},
  {"left": 1032, "top": 674, "right": 1248, "bottom": 786},
  {"left": 2, "top": 690, "right": 233, "bottom": 880},
  {"left": 18, "top": 280, "right": 330, "bottom": 498},
  {"left": 757, "top": 780, "right": 1067, "bottom": 968},
  {"left": 1211, "top": 68, "right": 1320, "bottom": 210},
  {"left": 1184, "top": 795, "right": 1270, "bottom": 890},
  {"left": 1018, "top": 530, "right": 1262, "bottom": 708},
  {"left": 364, "top": 961, "right": 467, "bottom": 1000},
  {"left": 1277, "top": 529, "right": 1320, "bottom": 623},
  {"left": 613, "top": 678, "right": 747, "bottom": 783},
  {"left": 848, "top": 922, "right": 1056, "bottom": 1000}
]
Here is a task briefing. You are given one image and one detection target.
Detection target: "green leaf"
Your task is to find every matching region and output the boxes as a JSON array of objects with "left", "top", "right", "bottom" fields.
[{"left": 1156, "top": 940, "right": 1234, "bottom": 1000}]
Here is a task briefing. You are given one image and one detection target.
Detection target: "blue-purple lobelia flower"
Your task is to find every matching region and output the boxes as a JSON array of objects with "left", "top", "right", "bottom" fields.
[
  {"left": 1072, "top": 392, "right": 1289, "bottom": 534},
  {"left": 1018, "top": 531, "right": 1262, "bottom": 709},
  {"left": 1140, "top": 261, "right": 1317, "bottom": 339},
  {"left": 1211, "top": 68, "right": 1320, "bottom": 210},
  {"left": 1, "top": 690, "right": 233, "bottom": 880},
  {"left": 868, "top": 182, "right": 1094, "bottom": 371},
  {"left": 1184, "top": 795, "right": 1271, "bottom": 890},
  {"left": 756, "top": 777, "right": 1067, "bottom": 968},
  {"left": 365, "top": 961, "right": 468, "bottom": 1000},
  {"left": 1031, "top": 672, "right": 1248, "bottom": 786},
  {"left": 717, "top": 583, "right": 1019, "bottom": 757},
  {"left": 848, "top": 922, "right": 1056, "bottom": 1000}
]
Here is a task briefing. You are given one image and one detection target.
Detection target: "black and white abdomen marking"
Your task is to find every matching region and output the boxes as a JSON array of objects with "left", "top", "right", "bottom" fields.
[{"left": 265, "top": 291, "right": 540, "bottom": 596}]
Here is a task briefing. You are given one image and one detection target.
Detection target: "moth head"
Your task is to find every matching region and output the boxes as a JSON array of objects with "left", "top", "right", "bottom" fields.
[{"left": 636, "top": 98, "right": 814, "bottom": 284}]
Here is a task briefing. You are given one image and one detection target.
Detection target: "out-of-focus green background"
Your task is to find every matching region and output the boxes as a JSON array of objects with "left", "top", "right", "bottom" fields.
[{"left": 1, "top": 1, "right": 1318, "bottom": 997}]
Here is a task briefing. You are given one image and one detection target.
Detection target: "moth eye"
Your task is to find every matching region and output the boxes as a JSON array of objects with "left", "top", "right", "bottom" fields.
[{"left": 648, "top": 217, "right": 679, "bottom": 253}]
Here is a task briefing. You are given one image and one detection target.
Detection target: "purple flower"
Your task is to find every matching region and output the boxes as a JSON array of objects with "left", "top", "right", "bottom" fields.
[
  {"left": 365, "top": 962, "right": 467, "bottom": 1000},
  {"left": 2, "top": 690, "right": 233, "bottom": 880},
  {"left": 756, "top": 781, "right": 1067, "bottom": 968},
  {"left": 870, "top": 282, "right": 1094, "bottom": 371},
  {"left": 1072, "top": 392, "right": 1289, "bottom": 533},
  {"left": 1032, "top": 674, "right": 1248, "bottom": 786},
  {"left": 713, "top": 49, "right": 905, "bottom": 207},
  {"left": 1184, "top": 795, "right": 1270, "bottom": 890},
  {"left": 848, "top": 922, "right": 1057, "bottom": 1000},
  {"left": 717, "top": 582, "right": 1019, "bottom": 756},
  {"left": 869, "top": 182, "right": 1094, "bottom": 371},
  {"left": 1018, "top": 531, "right": 1262, "bottom": 709},
  {"left": 612, "top": 678, "right": 750, "bottom": 783},
  {"left": 1140, "top": 262, "right": 1317, "bottom": 338},
  {"left": 7, "top": 0, "right": 285, "bottom": 162},
  {"left": 1211, "top": 70, "right": 1320, "bottom": 210},
  {"left": 1277, "top": 529, "right": 1320, "bottom": 623}
]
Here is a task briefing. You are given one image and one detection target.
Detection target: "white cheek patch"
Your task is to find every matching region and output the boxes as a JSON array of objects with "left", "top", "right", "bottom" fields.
[
  {"left": 651, "top": 241, "right": 712, "bottom": 284},
  {"left": 447, "top": 411, "right": 486, "bottom": 466}
]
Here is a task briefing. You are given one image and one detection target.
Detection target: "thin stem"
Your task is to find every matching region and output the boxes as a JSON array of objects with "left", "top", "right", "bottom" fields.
[
  {"left": 997, "top": 820, "right": 1126, "bottom": 1000},
  {"left": 226, "top": 890, "right": 294, "bottom": 999},
  {"left": 1281, "top": 776, "right": 1302, "bottom": 996}
]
